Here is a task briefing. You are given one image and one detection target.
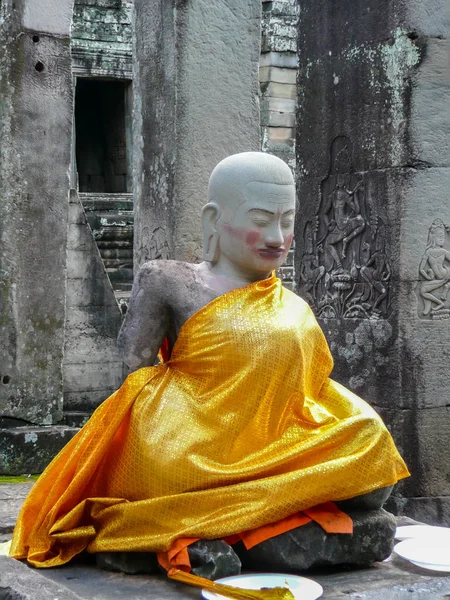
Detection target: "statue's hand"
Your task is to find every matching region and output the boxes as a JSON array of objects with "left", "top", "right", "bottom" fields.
[{"left": 328, "top": 219, "right": 336, "bottom": 231}]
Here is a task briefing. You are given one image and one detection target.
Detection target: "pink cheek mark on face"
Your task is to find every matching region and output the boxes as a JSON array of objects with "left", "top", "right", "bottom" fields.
[
  {"left": 245, "top": 230, "right": 262, "bottom": 247},
  {"left": 222, "top": 223, "right": 247, "bottom": 241},
  {"left": 284, "top": 233, "right": 294, "bottom": 248}
]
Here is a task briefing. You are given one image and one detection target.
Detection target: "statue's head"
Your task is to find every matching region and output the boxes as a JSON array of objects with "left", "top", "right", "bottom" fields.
[
  {"left": 202, "top": 152, "right": 295, "bottom": 280},
  {"left": 428, "top": 218, "right": 447, "bottom": 248}
]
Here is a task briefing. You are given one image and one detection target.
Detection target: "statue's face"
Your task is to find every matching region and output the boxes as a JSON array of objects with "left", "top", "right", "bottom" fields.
[
  {"left": 216, "top": 181, "right": 295, "bottom": 277},
  {"left": 436, "top": 228, "right": 445, "bottom": 247}
]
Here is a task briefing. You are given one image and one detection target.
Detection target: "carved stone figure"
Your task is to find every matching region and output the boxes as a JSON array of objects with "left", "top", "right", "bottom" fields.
[
  {"left": 360, "top": 223, "right": 391, "bottom": 311},
  {"left": 417, "top": 219, "right": 450, "bottom": 319},
  {"left": 11, "top": 153, "right": 408, "bottom": 587},
  {"left": 299, "top": 136, "right": 392, "bottom": 319},
  {"left": 323, "top": 175, "right": 365, "bottom": 269},
  {"left": 299, "top": 220, "right": 325, "bottom": 305}
]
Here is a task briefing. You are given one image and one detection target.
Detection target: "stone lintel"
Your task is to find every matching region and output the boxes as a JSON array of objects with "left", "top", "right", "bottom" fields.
[{"left": 0, "top": 426, "right": 79, "bottom": 475}]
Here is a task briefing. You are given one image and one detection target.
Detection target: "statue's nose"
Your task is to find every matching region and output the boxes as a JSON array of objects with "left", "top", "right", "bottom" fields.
[{"left": 265, "top": 226, "right": 284, "bottom": 247}]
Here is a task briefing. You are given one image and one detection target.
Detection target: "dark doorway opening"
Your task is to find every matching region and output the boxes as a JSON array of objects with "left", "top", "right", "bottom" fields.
[{"left": 75, "top": 78, "right": 131, "bottom": 193}]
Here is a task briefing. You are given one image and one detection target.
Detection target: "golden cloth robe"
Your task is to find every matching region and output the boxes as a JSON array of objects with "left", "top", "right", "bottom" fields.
[{"left": 11, "top": 274, "right": 409, "bottom": 568}]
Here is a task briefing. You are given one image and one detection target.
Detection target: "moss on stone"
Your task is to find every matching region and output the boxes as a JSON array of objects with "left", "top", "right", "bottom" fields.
[{"left": 0, "top": 475, "right": 40, "bottom": 484}]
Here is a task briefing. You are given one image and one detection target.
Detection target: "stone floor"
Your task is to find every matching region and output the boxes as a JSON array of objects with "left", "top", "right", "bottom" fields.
[{"left": 1, "top": 482, "right": 450, "bottom": 599}]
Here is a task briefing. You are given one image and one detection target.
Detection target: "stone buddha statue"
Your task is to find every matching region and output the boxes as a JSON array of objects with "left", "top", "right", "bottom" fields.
[
  {"left": 10, "top": 152, "right": 409, "bottom": 581},
  {"left": 118, "top": 152, "right": 297, "bottom": 371}
]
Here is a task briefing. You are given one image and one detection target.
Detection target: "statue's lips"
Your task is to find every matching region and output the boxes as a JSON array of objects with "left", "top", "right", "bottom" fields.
[{"left": 257, "top": 248, "right": 285, "bottom": 259}]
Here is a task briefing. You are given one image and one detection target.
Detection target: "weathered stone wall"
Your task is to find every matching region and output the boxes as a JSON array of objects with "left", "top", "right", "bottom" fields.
[
  {"left": 260, "top": 0, "right": 298, "bottom": 171},
  {"left": 62, "top": 0, "right": 132, "bottom": 417},
  {"left": 72, "top": 0, "right": 132, "bottom": 77},
  {"left": 260, "top": 0, "right": 299, "bottom": 289},
  {"left": 133, "top": 0, "right": 261, "bottom": 268},
  {"left": 0, "top": 0, "right": 74, "bottom": 425},
  {"left": 63, "top": 191, "right": 126, "bottom": 423},
  {"left": 295, "top": 0, "right": 450, "bottom": 524}
]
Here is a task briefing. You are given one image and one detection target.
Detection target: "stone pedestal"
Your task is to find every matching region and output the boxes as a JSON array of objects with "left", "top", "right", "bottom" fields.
[
  {"left": 0, "top": 0, "right": 75, "bottom": 425},
  {"left": 295, "top": 0, "right": 450, "bottom": 524},
  {"left": 133, "top": 0, "right": 261, "bottom": 267}
]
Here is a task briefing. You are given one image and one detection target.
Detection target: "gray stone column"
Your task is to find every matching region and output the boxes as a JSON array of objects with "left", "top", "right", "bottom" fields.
[
  {"left": 295, "top": 0, "right": 450, "bottom": 523},
  {"left": 133, "top": 0, "right": 261, "bottom": 267},
  {"left": 0, "top": 0, "right": 74, "bottom": 425}
]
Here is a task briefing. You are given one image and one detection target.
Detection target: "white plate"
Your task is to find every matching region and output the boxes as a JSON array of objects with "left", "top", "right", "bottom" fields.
[
  {"left": 395, "top": 525, "right": 450, "bottom": 541},
  {"left": 201, "top": 573, "right": 323, "bottom": 600},
  {"left": 394, "top": 539, "right": 450, "bottom": 572}
]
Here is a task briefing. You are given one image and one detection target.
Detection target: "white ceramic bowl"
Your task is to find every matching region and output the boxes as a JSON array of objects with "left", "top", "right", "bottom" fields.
[
  {"left": 201, "top": 573, "right": 323, "bottom": 600},
  {"left": 394, "top": 538, "right": 450, "bottom": 572},
  {"left": 395, "top": 525, "right": 450, "bottom": 541}
]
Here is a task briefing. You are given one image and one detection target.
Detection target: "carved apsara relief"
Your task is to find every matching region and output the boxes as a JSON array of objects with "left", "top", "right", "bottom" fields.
[
  {"left": 299, "top": 136, "right": 391, "bottom": 320},
  {"left": 415, "top": 219, "right": 450, "bottom": 320}
]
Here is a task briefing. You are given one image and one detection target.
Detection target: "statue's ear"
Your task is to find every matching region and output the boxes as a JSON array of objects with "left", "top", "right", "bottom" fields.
[{"left": 201, "top": 202, "right": 221, "bottom": 262}]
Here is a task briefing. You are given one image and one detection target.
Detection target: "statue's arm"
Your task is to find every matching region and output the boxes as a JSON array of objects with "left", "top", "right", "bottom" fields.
[
  {"left": 419, "top": 252, "right": 432, "bottom": 280},
  {"left": 323, "top": 193, "right": 333, "bottom": 229},
  {"left": 118, "top": 262, "right": 170, "bottom": 370}
]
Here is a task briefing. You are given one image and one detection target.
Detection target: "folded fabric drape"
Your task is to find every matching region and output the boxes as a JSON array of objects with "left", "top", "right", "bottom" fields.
[{"left": 10, "top": 273, "right": 409, "bottom": 568}]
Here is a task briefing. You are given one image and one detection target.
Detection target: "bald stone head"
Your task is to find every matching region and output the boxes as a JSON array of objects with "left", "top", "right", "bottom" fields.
[
  {"left": 202, "top": 152, "right": 296, "bottom": 281},
  {"left": 207, "top": 152, "right": 295, "bottom": 220}
]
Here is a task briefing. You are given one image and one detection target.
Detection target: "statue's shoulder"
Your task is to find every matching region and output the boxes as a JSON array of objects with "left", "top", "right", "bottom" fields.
[
  {"left": 282, "top": 286, "right": 309, "bottom": 310},
  {"left": 282, "top": 286, "right": 318, "bottom": 321},
  {"left": 137, "top": 260, "right": 198, "bottom": 300},
  {"left": 138, "top": 259, "right": 196, "bottom": 279}
]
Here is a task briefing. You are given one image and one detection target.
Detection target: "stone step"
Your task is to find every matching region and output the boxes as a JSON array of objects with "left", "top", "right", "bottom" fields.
[
  {"left": 106, "top": 267, "right": 134, "bottom": 283},
  {"left": 114, "top": 282, "right": 133, "bottom": 292},
  {"left": 62, "top": 412, "right": 90, "bottom": 428},
  {"left": 0, "top": 426, "right": 79, "bottom": 475},
  {"left": 93, "top": 226, "right": 133, "bottom": 241},
  {"left": 97, "top": 212, "right": 134, "bottom": 227},
  {"left": 96, "top": 240, "right": 133, "bottom": 249},
  {"left": 99, "top": 248, "right": 133, "bottom": 259},
  {"left": 102, "top": 258, "right": 134, "bottom": 270}
]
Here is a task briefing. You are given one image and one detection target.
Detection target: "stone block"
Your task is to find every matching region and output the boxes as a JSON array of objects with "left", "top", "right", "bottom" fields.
[
  {"left": 264, "top": 18, "right": 298, "bottom": 39},
  {"left": 261, "top": 110, "right": 296, "bottom": 127},
  {"left": 23, "top": 0, "right": 73, "bottom": 35},
  {"left": 0, "top": 426, "right": 79, "bottom": 475},
  {"left": 261, "top": 35, "right": 297, "bottom": 53},
  {"left": 379, "top": 407, "right": 450, "bottom": 500},
  {"left": 261, "top": 97, "right": 296, "bottom": 112},
  {"left": 259, "top": 66, "right": 297, "bottom": 84},
  {"left": 266, "top": 126, "right": 295, "bottom": 142},
  {"left": 63, "top": 389, "right": 117, "bottom": 412},
  {"left": 260, "top": 51, "right": 298, "bottom": 68},
  {"left": 263, "top": 1, "right": 299, "bottom": 18},
  {"left": 261, "top": 81, "right": 297, "bottom": 99},
  {"left": 63, "top": 362, "right": 124, "bottom": 395}
]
